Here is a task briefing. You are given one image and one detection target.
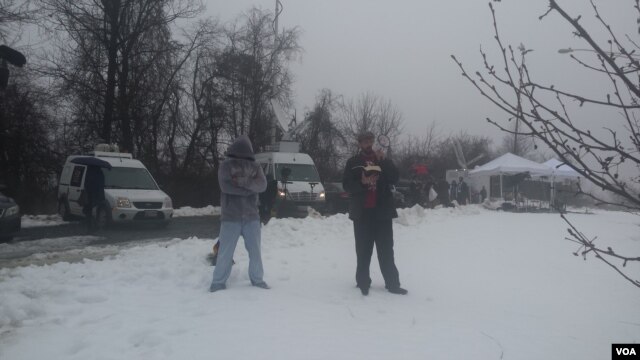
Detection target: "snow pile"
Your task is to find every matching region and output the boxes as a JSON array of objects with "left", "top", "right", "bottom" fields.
[
  {"left": 172, "top": 205, "right": 220, "bottom": 217},
  {"left": 0, "top": 207, "right": 638, "bottom": 360},
  {"left": 20, "top": 214, "right": 69, "bottom": 228}
]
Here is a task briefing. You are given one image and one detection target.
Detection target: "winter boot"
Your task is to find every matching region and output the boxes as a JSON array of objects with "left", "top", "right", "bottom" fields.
[
  {"left": 209, "top": 284, "right": 226, "bottom": 292},
  {"left": 387, "top": 286, "right": 408, "bottom": 295}
]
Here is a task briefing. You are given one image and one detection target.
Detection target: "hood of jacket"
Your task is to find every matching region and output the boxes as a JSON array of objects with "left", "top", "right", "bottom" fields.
[{"left": 226, "top": 135, "right": 255, "bottom": 161}]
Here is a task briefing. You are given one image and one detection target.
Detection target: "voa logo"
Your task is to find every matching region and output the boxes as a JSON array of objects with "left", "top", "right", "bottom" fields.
[
  {"left": 616, "top": 347, "right": 636, "bottom": 356},
  {"left": 613, "top": 344, "right": 640, "bottom": 359}
]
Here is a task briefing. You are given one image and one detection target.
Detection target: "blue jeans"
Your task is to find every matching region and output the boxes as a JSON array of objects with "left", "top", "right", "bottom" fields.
[{"left": 211, "top": 220, "right": 264, "bottom": 287}]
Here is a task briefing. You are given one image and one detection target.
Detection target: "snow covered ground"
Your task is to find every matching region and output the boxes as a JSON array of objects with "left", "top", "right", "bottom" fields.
[{"left": 1, "top": 205, "right": 638, "bottom": 360}]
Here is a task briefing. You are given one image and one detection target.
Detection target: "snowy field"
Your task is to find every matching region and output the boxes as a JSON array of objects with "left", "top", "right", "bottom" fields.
[{"left": 1, "top": 205, "right": 639, "bottom": 360}]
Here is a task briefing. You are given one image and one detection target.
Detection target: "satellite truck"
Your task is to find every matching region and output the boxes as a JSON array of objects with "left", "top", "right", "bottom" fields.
[{"left": 255, "top": 100, "right": 326, "bottom": 218}]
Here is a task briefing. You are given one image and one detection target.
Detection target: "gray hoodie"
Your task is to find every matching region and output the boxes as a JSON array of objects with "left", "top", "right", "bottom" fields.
[{"left": 218, "top": 135, "right": 267, "bottom": 222}]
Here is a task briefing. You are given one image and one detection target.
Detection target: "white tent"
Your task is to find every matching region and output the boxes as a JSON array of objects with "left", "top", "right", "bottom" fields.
[
  {"left": 467, "top": 153, "right": 552, "bottom": 201},
  {"left": 469, "top": 153, "right": 553, "bottom": 177},
  {"left": 542, "top": 158, "right": 582, "bottom": 180},
  {"left": 542, "top": 158, "right": 582, "bottom": 208}
]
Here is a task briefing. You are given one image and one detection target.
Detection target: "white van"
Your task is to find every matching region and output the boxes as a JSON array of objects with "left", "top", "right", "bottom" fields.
[
  {"left": 255, "top": 150, "right": 326, "bottom": 217},
  {"left": 57, "top": 148, "right": 173, "bottom": 227}
]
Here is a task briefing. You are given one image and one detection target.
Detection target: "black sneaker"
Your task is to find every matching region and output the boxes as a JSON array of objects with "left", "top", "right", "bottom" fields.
[
  {"left": 360, "top": 287, "right": 369, "bottom": 296},
  {"left": 387, "top": 287, "right": 408, "bottom": 295}
]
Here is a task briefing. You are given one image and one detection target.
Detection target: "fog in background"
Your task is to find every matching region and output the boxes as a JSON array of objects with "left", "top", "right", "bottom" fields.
[{"left": 202, "top": 0, "right": 635, "bottom": 148}]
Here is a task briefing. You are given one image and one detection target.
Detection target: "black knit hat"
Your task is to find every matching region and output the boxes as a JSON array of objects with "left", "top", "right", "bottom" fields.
[{"left": 357, "top": 131, "right": 375, "bottom": 142}]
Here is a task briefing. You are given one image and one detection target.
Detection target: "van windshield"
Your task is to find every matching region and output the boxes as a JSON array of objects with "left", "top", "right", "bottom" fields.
[
  {"left": 102, "top": 167, "right": 158, "bottom": 190},
  {"left": 275, "top": 164, "right": 321, "bottom": 182}
]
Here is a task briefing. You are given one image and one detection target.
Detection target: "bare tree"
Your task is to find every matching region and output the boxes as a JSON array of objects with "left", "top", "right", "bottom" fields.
[
  {"left": 218, "top": 7, "right": 301, "bottom": 150},
  {"left": 40, "top": 0, "right": 203, "bottom": 147},
  {"left": 429, "top": 132, "right": 493, "bottom": 180},
  {"left": 340, "top": 92, "right": 404, "bottom": 154},
  {"left": 496, "top": 127, "right": 536, "bottom": 160},
  {"left": 395, "top": 122, "right": 441, "bottom": 179},
  {"left": 0, "top": 77, "right": 60, "bottom": 213},
  {"left": 295, "top": 89, "right": 348, "bottom": 181},
  {"left": 452, "top": 1, "right": 640, "bottom": 288},
  {"left": 0, "top": 0, "right": 37, "bottom": 42}
]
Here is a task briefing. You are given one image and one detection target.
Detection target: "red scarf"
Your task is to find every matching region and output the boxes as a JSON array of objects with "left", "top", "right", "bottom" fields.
[{"left": 361, "top": 153, "right": 378, "bottom": 208}]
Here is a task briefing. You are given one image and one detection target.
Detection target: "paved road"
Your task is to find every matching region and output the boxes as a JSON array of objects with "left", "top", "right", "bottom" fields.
[{"left": 0, "top": 216, "right": 221, "bottom": 267}]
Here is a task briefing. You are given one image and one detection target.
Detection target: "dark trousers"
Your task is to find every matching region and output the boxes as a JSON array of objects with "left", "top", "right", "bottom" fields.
[
  {"left": 83, "top": 196, "right": 103, "bottom": 231},
  {"left": 353, "top": 210, "right": 400, "bottom": 290}
]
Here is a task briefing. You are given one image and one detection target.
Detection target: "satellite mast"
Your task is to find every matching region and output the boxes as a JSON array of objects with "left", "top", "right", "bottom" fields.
[{"left": 270, "top": 0, "right": 285, "bottom": 145}]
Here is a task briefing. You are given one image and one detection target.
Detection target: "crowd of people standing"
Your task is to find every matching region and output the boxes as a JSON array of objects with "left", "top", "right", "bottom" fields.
[{"left": 404, "top": 175, "right": 488, "bottom": 208}]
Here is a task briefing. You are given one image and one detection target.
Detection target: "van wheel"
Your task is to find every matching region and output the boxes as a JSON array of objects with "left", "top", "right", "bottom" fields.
[
  {"left": 58, "top": 199, "right": 72, "bottom": 221},
  {"left": 95, "top": 205, "right": 112, "bottom": 230}
]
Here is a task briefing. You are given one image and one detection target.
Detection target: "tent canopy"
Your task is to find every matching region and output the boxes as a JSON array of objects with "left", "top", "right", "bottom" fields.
[
  {"left": 468, "top": 153, "right": 552, "bottom": 177},
  {"left": 542, "top": 158, "right": 582, "bottom": 180}
]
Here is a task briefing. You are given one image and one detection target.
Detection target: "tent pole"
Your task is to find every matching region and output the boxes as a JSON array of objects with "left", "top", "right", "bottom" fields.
[{"left": 550, "top": 176, "right": 555, "bottom": 210}]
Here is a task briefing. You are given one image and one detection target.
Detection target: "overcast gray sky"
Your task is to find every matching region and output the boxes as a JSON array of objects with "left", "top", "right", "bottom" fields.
[{"left": 200, "top": 0, "right": 634, "bottom": 146}]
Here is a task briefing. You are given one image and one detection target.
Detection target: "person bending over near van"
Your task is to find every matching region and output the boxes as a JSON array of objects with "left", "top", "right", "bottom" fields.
[
  {"left": 343, "top": 131, "right": 407, "bottom": 296},
  {"left": 83, "top": 165, "right": 105, "bottom": 232},
  {"left": 209, "top": 135, "right": 268, "bottom": 292}
]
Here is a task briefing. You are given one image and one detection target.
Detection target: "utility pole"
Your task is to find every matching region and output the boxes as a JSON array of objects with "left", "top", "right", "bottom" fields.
[{"left": 270, "top": 0, "right": 284, "bottom": 145}]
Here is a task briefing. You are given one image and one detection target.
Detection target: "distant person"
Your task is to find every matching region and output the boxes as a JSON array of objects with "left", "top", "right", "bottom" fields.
[
  {"left": 343, "top": 131, "right": 407, "bottom": 296},
  {"left": 480, "top": 186, "right": 487, "bottom": 202},
  {"left": 259, "top": 173, "right": 278, "bottom": 224},
  {"left": 450, "top": 180, "right": 458, "bottom": 204},
  {"left": 408, "top": 177, "right": 421, "bottom": 207},
  {"left": 209, "top": 135, "right": 268, "bottom": 292},
  {"left": 83, "top": 165, "right": 105, "bottom": 232},
  {"left": 437, "top": 178, "right": 451, "bottom": 207},
  {"left": 457, "top": 177, "right": 470, "bottom": 205},
  {"left": 424, "top": 176, "right": 437, "bottom": 208}
]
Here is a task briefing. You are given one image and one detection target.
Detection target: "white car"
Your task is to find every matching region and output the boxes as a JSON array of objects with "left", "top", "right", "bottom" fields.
[{"left": 57, "top": 149, "right": 173, "bottom": 227}]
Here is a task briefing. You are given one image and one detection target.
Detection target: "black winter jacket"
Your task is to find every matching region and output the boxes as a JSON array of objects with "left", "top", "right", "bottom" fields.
[{"left": 342, "top": 154, "right": 399, "bottom": 221}]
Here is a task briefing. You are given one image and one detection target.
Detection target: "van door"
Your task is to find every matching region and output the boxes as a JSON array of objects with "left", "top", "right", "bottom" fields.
[
  {"left": 68, "top": 165, "right": 86, "bottom": 215},
  {"left": 57, "top": 164, "right": 73, "bottom": 200}
]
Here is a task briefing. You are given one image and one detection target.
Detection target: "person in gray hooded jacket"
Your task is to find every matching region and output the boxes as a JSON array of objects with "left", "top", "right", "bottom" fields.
[{"left": 210, "top": 135, "right": 269, "bottom": 292}]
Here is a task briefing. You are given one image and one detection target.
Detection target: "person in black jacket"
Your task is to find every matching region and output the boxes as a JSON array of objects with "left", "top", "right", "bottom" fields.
[
  {"left": 83, "top": 165, "right": 105, "bottom": 232},
  {"left": 259, "top": 173, "right": 278, "bottom": 224},
  {"left": 342, "top": 131, "right": 407, "bottom": 296}
]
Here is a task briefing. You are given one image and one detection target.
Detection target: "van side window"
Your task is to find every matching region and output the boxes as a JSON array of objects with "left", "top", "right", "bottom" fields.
[
  {"left": 70, "top": 166, "right": 85, "bottom": 187},
  {"left": 59, "top": 165, "right": 73, "bottom": 186}
]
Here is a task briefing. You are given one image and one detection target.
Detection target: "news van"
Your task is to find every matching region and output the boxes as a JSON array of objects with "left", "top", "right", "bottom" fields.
[
  {"left": 255, "top": 141, "right": 326, "bottom": 217},
  {"left": 57, "top": 145, "right": 173, "bottom": 227}
]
